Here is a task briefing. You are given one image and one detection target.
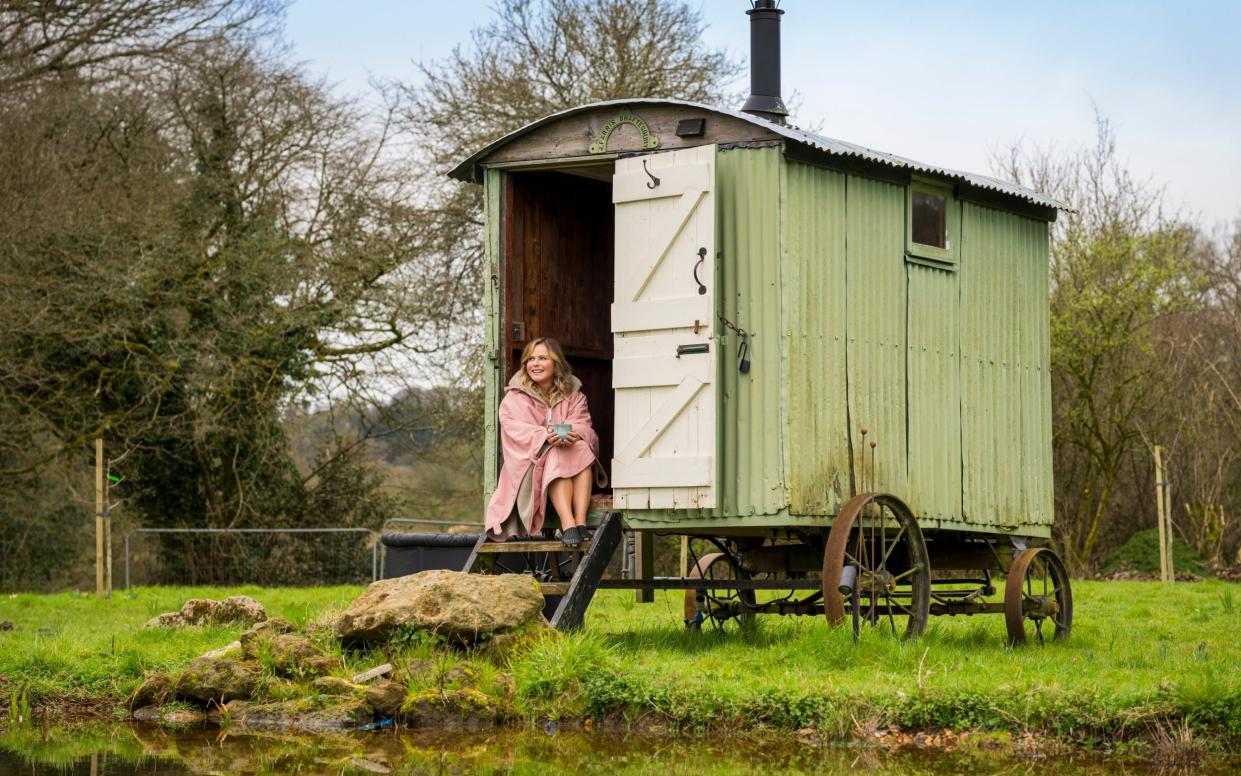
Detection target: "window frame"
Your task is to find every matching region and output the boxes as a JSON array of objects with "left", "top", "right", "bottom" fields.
[{"left": 906, "top": 177, "right": 958, "bottom": 266}]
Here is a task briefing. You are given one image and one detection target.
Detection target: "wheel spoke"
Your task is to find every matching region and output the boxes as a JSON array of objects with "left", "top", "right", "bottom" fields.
[
  {"left": 890, "top": 598, "right": 914, "bottom": 617},
  {"left": 891, "top": 566, "right": 920, "bottom": 583},
  {"left": 880, "top": 525, "right": 907, "bottom": 567}
]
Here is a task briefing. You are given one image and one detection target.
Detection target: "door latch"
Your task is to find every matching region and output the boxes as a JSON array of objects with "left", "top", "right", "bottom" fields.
[{"left": 676, "top": 343, "right": 709, "bottom": 358}]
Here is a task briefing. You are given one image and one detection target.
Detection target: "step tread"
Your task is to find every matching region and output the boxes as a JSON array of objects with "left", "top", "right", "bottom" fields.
[{"left": 476, "top": 540, "right": 590, "bottom": 553}]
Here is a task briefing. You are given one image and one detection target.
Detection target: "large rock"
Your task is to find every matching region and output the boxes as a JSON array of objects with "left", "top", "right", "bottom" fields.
[
  {"left": 145, "top": 596, "right": 267, "bottom": 629},
  {"left": 173, "top": 657, "right": 260, "bottom": 703},
  {"left": 333, "top": 571, "right": 546, "bottom": 643}
]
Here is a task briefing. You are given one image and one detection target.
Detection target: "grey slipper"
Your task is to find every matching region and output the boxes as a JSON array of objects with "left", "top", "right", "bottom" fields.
[{"left": 560, "top": 526, "right": 582, "bottom": 546}]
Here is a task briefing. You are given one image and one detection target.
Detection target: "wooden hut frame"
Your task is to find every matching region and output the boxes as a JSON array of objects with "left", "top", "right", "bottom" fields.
[{"left": 451, "top": 98, "right": 1072, "bottom": 644}]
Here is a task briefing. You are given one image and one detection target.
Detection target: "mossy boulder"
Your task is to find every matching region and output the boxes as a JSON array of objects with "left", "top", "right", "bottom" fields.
[
  {"left": 173, "top": 657, "right": 260, "bottom": 703},
  {"left": 400, "top": 688, "right": 501, "bottom": 728},
  {"left": 214, "top": 698, "right": 374, "bottom": 732}
]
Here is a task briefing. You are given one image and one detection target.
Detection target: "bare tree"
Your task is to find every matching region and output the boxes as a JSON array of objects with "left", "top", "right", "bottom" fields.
[
  {"left": 386, "top": 0, "right": 741, "bottom": 384},
  {"left": 0, "top": 0, "right": 281, "bottom": 91},
  {"left": 997, "top": 116, "right": 1205, "bottom": 571}
]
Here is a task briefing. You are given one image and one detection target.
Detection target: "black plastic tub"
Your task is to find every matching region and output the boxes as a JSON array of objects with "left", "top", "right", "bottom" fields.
[{"left": 382, "top": 532, "right": 479, "bottom": 578}]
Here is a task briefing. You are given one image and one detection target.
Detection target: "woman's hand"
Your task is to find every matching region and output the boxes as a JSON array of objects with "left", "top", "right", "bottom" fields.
[
  {"left": 545, "top": 426, "right": 563, "bottom": 447},
  {"left": 566, "top": 430, "right": 582, "bottom": 445}
]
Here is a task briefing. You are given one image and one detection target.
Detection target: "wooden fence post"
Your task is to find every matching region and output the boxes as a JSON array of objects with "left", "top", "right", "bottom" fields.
[
  {"left": 1154, "top": 445, "right": 1168, "bottom": 583},
  {"left": 95, "top": 438, "right": 104, "bottom": 598}
]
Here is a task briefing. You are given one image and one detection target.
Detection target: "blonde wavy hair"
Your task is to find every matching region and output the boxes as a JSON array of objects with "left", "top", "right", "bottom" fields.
[{"left": 516, "top": 337, "right": 574, "bottom": 406}]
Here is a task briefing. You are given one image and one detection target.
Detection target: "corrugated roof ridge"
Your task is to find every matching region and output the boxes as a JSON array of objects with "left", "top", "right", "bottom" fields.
[{"left": 449, "top": 97, "right": 1068, "bottom": 211}]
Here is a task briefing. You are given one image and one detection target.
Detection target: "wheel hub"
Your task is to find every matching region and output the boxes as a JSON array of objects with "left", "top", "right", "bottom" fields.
[
  {"left": 1023, "top": 595, "right": 1060, "bottom": 620},
  {"left": 859, "top": 568, "right": 896, "bottom": 596}
]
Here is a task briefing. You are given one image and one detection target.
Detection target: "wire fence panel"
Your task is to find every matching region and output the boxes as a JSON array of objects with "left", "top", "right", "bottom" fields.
[{"left": 124, "top": 528, "right": 378, "bottom": 588}]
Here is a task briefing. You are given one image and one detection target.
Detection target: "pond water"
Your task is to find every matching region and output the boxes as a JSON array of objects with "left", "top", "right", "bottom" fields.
[{"left": 0, "top": 723, "right": 1235, "bottom": 775}]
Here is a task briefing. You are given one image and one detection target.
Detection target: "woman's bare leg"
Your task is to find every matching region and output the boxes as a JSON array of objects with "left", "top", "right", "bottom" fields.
[
  {"left": 570, "top": 467, "right": 592, "bottom": 526},
  {"left": 547, "top": 478, "right": 575, "bottom": 532}
]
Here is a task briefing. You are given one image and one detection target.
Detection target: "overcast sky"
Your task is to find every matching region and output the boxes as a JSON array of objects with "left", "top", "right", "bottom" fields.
[{"left": 285, "top": 0, "right": 1240, "bottom": 227}]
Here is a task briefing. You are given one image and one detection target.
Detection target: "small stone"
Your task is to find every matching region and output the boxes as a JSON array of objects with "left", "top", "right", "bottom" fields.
[
  {"left": 239, "top": 617, "right": 297, "bottom": 658},
  {"left": 265, "top": 634, "right": 326, "bottom": 676},
  {"left": 216, "top": 596, "right": 266, "bottom": 625},
  {"left": 351, "top": 663, "right": 394, "bottom": 684},
  {"left": 302, "top": 655, "right": 344, "bottom": 677},
  {"left": 161, "top": 708, "right": 207, "bottom": 726},
  {"left": 200, "top": 640, "right": 242, "bottom": 660},
  {"left": 364, "top": 679, "right": 406, "bottom": 718},
  {"left": 312, "top": 676, "right": 364, "bottom": 696},
  {"left": 173, "top": 657, "right": 260, "bottom": 703},
  {"left": 144, "top": 595, "right": 267, "bottom": 629},
  {"left": 144, "top": 612, "right": 187, "bottom": 629},
  {"left": 127, "top": 672, "right": 174, "bottom": 710}
]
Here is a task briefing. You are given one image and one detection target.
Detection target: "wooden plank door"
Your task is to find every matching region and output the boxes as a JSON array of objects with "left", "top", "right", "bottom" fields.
[{"left": 611, "top": 145, "right": 717, "bottom": 510}]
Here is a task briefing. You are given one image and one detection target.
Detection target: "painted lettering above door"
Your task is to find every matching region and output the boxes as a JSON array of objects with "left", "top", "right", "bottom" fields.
[{"left": 589, "top": 108, "right": 661, "bottom": 154}]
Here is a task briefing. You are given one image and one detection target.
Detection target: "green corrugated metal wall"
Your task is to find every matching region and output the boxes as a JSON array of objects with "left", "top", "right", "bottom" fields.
[
  {"left": 844, "top": 175, "right": 909, "bottom": 499},
  {"left": 482, "top": 168, "right": 502, "bottom": 505},
  {"left": 479, "top": 144, "right": 1053, "bottom": 536},
  {"left": 906, "top": 262, "right": 962, "bottom": 520},
  {"left": 715, "top": 146, "right": 787, "bottom": 518},
  {"left": 628, "top": 144, "right": 789, "bottom": 528},
  {"left": 960, "top": 202, "right": 1053, "bottom": 528},
  {"left": 784, "top": 160, "right": 851, "bottom": 515}
]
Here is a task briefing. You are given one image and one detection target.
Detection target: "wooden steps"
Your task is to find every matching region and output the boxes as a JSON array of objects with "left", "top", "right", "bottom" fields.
[{"left": 462, "top": 512, "right": 622, "bottom": 631}]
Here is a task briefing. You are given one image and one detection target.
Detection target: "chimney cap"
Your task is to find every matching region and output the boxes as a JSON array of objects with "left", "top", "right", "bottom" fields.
[{"left": 741, "top": 0, "right": 788, "bottom": 122}]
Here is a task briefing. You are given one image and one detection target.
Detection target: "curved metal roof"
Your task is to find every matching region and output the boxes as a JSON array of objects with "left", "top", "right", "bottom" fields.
[{"left": 448, "top": 98, "right": 1068, "bottom": 211}]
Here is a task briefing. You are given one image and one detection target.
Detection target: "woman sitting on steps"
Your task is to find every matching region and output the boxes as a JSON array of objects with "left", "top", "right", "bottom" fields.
[{"left": 484, "top": 337, "right": 604, "bottom": 546}]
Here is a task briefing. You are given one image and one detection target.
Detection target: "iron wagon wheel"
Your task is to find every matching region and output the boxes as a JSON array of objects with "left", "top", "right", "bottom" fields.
[
  {"left": 822, "top": 492, "right": 931, "bottom": 640},
  {"left": 1004, "top": 547, "right": 1072, "bottom": 645},
  {"left": 683, "top": 550, "right": 756, "bottom": 630}
]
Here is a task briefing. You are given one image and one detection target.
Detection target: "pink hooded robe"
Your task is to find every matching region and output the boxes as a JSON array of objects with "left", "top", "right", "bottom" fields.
[{"left": 484, "top": 372, "right": 603, "bottom": 540}]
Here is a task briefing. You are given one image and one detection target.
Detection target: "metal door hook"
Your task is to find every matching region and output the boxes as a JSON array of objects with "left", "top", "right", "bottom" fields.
[{"left": 642, "top": 158, "right": 660, "bottom": 189}]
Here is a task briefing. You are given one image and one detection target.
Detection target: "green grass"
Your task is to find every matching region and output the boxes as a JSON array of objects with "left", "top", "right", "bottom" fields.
[
  {"left": 2, "top": 580, "right": 1240, "bottom": 746},
  {"left": 0, "top": 586, "right": 360, "bottom": 704}
]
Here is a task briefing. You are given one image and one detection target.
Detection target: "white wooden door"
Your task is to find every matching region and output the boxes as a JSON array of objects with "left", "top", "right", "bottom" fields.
[{"left": 611, "top": 145, "right": 716, "bottom": 509}]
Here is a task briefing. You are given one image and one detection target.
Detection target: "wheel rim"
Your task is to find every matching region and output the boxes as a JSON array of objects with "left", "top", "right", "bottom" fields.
[
  {"left": 822, "top": 493, "right": 931, "bottom": 640},
  {"left": 1005, "top": 547, "right": 1072, "bottom": 645},
  {"left": 683, "top": 548, "right": 755, "bottom": 630}
]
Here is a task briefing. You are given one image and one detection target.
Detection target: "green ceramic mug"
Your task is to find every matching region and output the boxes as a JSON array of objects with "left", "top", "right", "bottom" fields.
[{"left": 552, "top": 423, "right": 572, "bottom": 440}]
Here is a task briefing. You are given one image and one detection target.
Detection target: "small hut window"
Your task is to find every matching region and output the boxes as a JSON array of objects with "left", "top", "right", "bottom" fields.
[
  {"left": 912, "top": 191, "right": 947, "bottom": 248},
  {"left": 906, "top": 180, "right": 957, "bottom": 265}
]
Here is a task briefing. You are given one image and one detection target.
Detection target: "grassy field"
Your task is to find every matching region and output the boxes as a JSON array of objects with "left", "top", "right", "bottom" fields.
[{"left": 1, "top": 580, "right": 1240, "bottom": 747}]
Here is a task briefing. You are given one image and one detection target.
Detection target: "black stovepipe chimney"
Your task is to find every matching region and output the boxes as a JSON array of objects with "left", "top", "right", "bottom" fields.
[{"left": 740, "top": 0, "right": 789, "bottom": 124}]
